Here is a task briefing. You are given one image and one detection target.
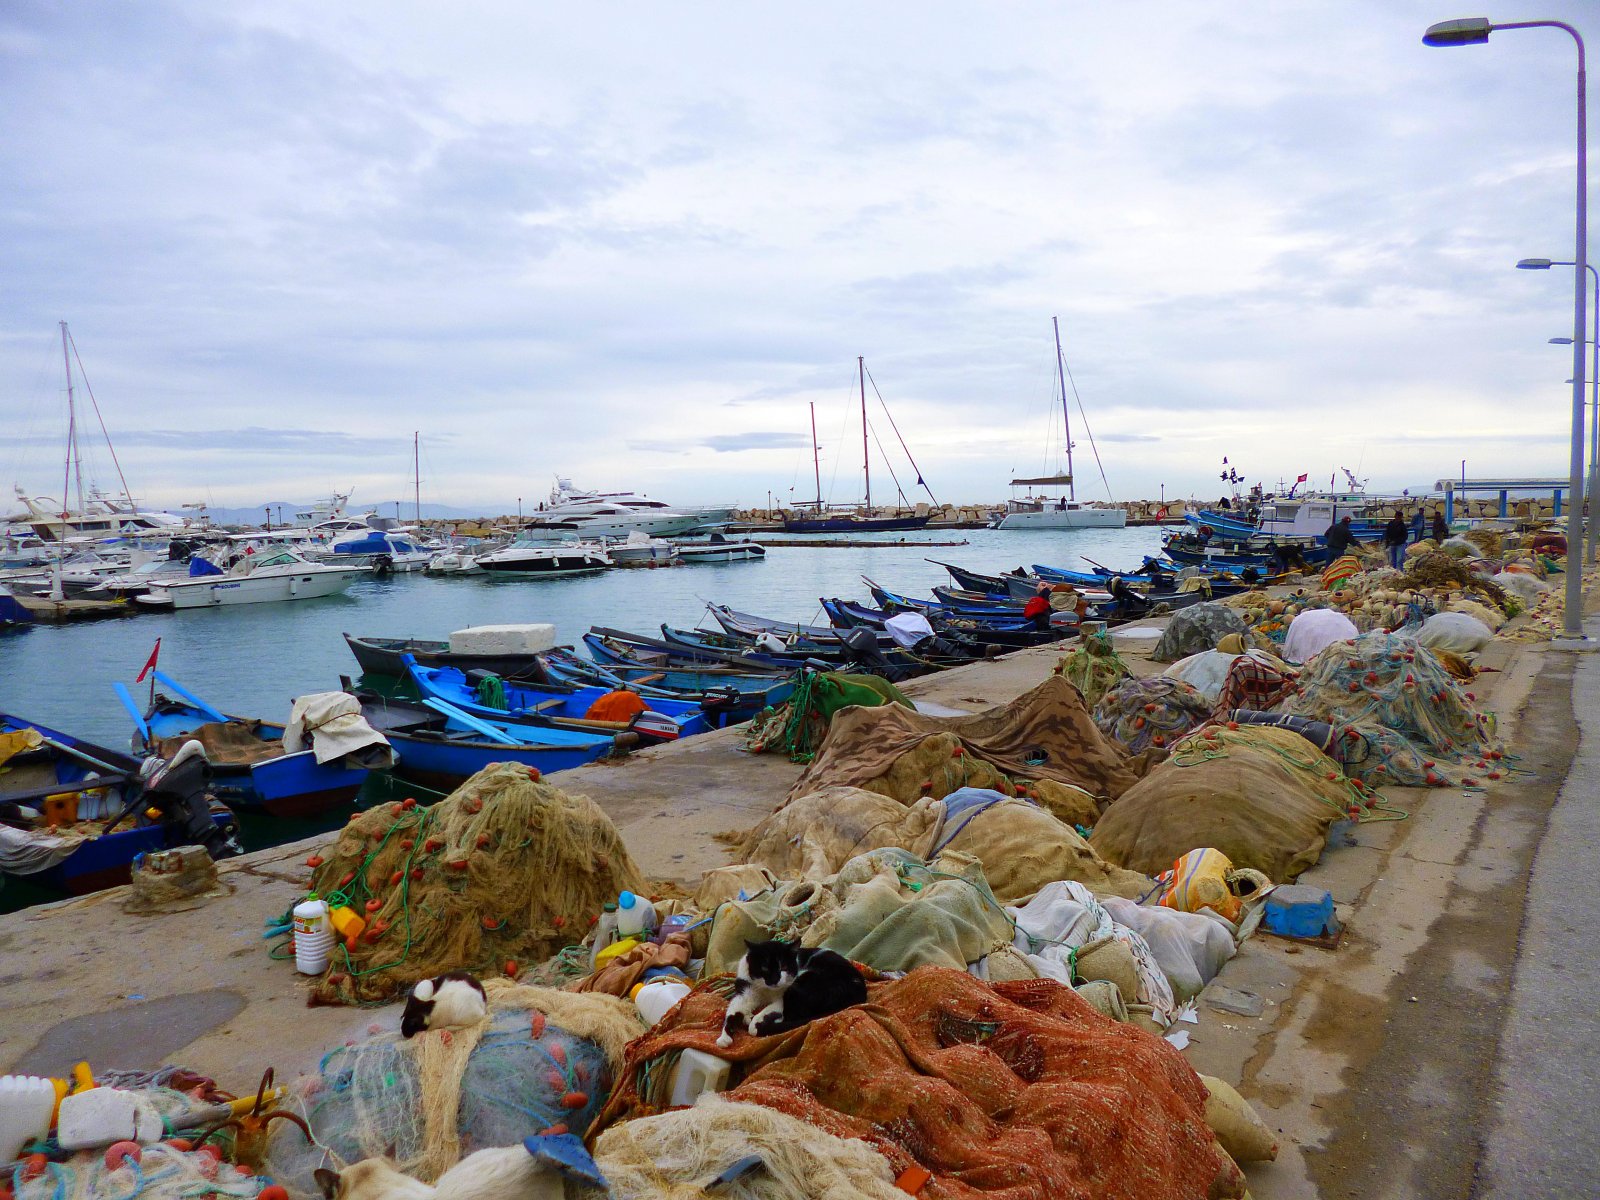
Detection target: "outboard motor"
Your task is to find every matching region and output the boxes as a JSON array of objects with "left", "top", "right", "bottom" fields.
[
  {"left": 372, "top": 553, "right": 395, "bottom": 578},
  {"left": 699, "top": 686, "right": 743, "bottom": 727},
  {"left": 840, "top": 626, "right": 913, "bottom": 682},
  {"left": 138, "top": 743, "right": 242, "bottom": 860},
  {"left": 1108, "top": 577, "right": 1153, "bottom": 617}
]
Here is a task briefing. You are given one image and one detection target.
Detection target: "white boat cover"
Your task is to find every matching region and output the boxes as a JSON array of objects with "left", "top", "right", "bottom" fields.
[
  {"left": 0, "top": 822, "right": 88, "bottom": 875},
  {"left": 883, "top": 612, "right": 936, "bottom": 648},
  {"left": 283, "top": 693, "right": 396, "bottom": 767},
  {"left": 448, "top": 624, "right": 557, "bottom": 655}
]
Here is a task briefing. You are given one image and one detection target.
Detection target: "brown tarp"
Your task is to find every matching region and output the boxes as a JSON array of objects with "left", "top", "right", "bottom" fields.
[
  {"left": 789, "top": 675, "right": 1150, "bottom": 804},
  {"left": 153, "top": 720, "right": 283, "bottom": 766}
]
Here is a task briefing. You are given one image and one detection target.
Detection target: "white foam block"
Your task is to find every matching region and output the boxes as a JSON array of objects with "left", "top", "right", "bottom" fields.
[
  {"left": 56, "top": 1088, "right": 163, "bottom": 1149},
  {"left": 448, "top": 624, "right": 557, "bottom": 656}
]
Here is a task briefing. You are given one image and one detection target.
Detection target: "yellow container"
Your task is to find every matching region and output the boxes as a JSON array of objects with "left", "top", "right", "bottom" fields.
[
  {"left": 1159, "top": 848, "right": 1241, "bottom": 923},
  {"left": 593, "top": 936, "right": 641, "bottom": 967},
  {"left": 328, "top": 905, "right": 366, "bottom": 941}
]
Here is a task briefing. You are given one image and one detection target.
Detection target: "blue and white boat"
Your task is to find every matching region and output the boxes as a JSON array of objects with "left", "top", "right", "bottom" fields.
[
  {"left": 404, "top": 658, "right": 712, "bottom": 743},
  {"left": 122, "top": 673, "right": 388, "bottom": 818},
  {"left": 312, "top": 530, "right": 433, "bottom": 573},
  {"left": 540, "top": 648, "right": 793, "bottom": 724},
  {"left": 0, "top": 713, "right": 237, "bottom": 895}
]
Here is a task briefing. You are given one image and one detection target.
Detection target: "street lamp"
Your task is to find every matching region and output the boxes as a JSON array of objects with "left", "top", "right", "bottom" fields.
[
  {"left": 1428, "top": 17, "right": 1588, "bottom": 637},
  {"left": 1519, "top": 257, "right": 1600, "bottom": 562}
]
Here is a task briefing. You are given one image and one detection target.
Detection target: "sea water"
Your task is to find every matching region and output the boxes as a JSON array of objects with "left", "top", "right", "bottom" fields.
[{"left": 0, "top": 525, "right": 1164, "bottom": 907}]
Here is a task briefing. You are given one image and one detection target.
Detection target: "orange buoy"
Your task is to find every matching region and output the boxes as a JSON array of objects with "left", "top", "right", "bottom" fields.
[
  {"left": 503, "top": 958, "right": 518, "bottom": 976},
  {"left": 305, "top": 855, "right": 324, "bottom": 869},
  {"left": 560, "top": 1091, "right": 588, "bottom": 1109}
]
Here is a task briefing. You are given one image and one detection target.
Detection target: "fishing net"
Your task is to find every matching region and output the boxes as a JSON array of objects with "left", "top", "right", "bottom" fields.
[
  {"left": 1093, "top": 676, "right": 1212, "bottom": 754},
  {"left": 303, "top": 763, "right": 644, "bottom": 1004},
  {"left": 791, "top": 675, "right": 1148, "bottom": 804},
  {"left": 1149, "top": 603, "right": 1248, "bottom": 663},
  {"left": 1279, "top": 632, "right": 1501, "bottom": 786},
  {"left": 1090, "top": 725, "right": 1374, "bottom": 881},
  {"left": 1211, "top": 652, "right": 1299, "bottom": 717},
  {"left": 1052, "top": 629, "right": 1131, "bottom": 710},
  {"left": 265, "top": 981, "right": 640, "bottom": 1192},
  {"left": 596, "top": 966, "right": 1247, "bottom": 1200},
  {"left": 745, "top": 672, "right": 910, "bottom": 764},
  {"left": 593, "top": 1095, "right": 904, "bottom": 1200},
  {"left": 1405, "top": 551, "right": 1514, "bottom": 614},
  {"left": 10, "top": 1142, "right": 276, "bottom": 1200}
]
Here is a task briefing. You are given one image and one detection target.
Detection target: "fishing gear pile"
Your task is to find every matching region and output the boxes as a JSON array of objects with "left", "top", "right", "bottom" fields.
[
  {"left": 303, "top": 763, "right": 644, "bottom": 1004},
  {"left": 1094, "top": 676, "right": 1214, "bottom": 755}
]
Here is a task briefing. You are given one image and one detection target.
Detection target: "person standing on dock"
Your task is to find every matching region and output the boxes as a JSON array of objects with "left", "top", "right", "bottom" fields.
[
  {"left": 1410, "top": 508, "right": 1425, "bottom": 544},
  {"left": 1432, "top": 509, "right": 1449, "bottom": 543},
  {"left": 1383, "top": 510, "right": 1408, "bottom": 569},
  {"left": 1324, "top": 515, "right": 1355, "bottom": 560}
]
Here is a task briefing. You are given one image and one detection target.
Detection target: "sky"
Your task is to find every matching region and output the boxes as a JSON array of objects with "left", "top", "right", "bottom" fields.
[{"left": 1, "top": 1, "right": 1596, "bottom": 513}]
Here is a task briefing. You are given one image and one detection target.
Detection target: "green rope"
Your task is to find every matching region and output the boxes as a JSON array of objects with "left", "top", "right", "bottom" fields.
[{"left": 473, "top": 674, "right": 507, "bottom": 710}]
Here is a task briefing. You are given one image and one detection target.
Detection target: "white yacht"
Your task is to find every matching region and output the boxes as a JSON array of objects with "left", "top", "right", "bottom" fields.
[
  {"left": 477, "top": 538, "right": 612, "bottom": 577},
  {"left": 605, "top": 530, "right": 680, "bottom": 566},
  {"left": 5, "top": 486, "right": 189, "bottom": 541},
  {"left": 307, "top": 529, "right": 433, "bottom": 573},
  {"left": 515, "top": 478, "right": 728, "bottom": 540},
  {"left": 137, "top": 548, "right": 368, "bottom": 609}
]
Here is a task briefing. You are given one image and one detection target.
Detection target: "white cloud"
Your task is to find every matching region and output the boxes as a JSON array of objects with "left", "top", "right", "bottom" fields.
[{"left": 1, "top": 0, "right": 1593, "bottom": 510}]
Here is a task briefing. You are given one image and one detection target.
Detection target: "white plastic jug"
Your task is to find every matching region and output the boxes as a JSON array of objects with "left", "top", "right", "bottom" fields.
[
  {"left": 0, "top": 1075, "right": 56, "bottom": 1162},
  {"left": 634, "top": 979, "right": 692, "bottom": 1026},
  {"left": 666, "top": 1048, "right": 731, "bottom": 1107},
  {"left": 293, "top": 897, "right": 332, "bottom": 975},
  {"left": 615, "top": 890, "right": 657, "bottom": 938}
]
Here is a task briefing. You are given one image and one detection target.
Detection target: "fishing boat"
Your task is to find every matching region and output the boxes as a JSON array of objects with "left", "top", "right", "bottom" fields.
[
  {"left": 344, "top": 632, "right": 554, "bottom": 680},
  {"left": 0, "top": 586, "right": 32, "bottom": 630},
  {"left": 783, "top": 360, "right": 936, "bottom": 533},
  {"left": 137, "top": 548, "right": 368, "bottom": 608},
  {"left": 404, "top": 658, "right": 712, "bottom": 742},
  {"left": 477, "top": 539, "right": 612, "bottom": 577},
  {"left": 0, "top": 713, "right": 238, "bottom": 895},
  {"left": 992, "top": 317, "right": 1127, "bottom": 531},
  {"left": 540, "top": 648, "right": 791, "bottom": 723},
  {"left": 122, "top": 673, "right": 392, "bottom": 817},
  {"left": 351, "top": 690, "right": 620, "bottom": 790}
]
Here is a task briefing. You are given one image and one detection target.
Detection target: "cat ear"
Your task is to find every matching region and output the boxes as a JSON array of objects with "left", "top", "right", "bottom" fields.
[
  {"left": 313, "top": 1168, "right": 341, "bottom": 1200},
  {"left": 413, "top": 979, "right": 436, "bottom": 1002}
]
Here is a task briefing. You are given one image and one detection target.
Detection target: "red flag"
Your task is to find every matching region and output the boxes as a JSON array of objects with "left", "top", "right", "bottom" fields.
[
  {"left": 136, "top": 638, "right": 161, "bottom": 683},
  {"left": 1296, "top": 473, "right": 1308, "bottom": 483}
]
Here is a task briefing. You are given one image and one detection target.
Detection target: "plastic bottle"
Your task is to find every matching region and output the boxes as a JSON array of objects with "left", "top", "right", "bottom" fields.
[
  {"left": 588, "top": 902, "right": 620, "bottom": 971},
  {"left": 666, "top": 1048, "right": 731, "bottom": 1106},
  {"left": 0, "top": 1075, "right": 57, "bottom": 1162},
  {"left": 615, "top": 891, "right": 657, "bottom": 938},
  {"left": 292, "top": 897, "right": 332, "bottom": 975},
  {"left": 634, "top": 979, "right": 692, "bottom": 1026},
  {"left": 652, "top": 912, "right": 694, "bottom": 945}
]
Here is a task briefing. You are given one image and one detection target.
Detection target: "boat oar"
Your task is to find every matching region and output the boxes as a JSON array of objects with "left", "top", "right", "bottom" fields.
[
  {"left": 112, "top": 681, "right": 151, "bottom": 745},
  {"left": 29, "top": 730, "right": 127, "bottom": 776},
  {"left": 152, "top": 670, "right": 228, "bottom": 724},
  {"left": 420, "top": 697, "right": 522, "bottom": 745}
]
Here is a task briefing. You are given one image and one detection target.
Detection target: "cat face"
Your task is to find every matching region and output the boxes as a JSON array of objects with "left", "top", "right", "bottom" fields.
[{"left": 741, "top": 939, "right": 797, "bottom": 987}]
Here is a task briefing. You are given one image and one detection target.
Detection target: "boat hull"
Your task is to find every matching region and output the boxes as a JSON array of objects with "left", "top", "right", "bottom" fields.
[
  {"left": 781, "top": 515, "right": 931, "bottom": 533},
  {"left": 145, "top": 568, "right": 364, "bottom": 608},
  {"left": 343, "top": 634, "right": 548, "bottom": 680},
  {"left": 993, "top": 507, "right": 1127, "bottom": 530}
]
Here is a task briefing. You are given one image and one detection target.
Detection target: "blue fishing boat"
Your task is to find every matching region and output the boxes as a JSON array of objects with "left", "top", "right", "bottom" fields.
[
  {"left": 0, "top": 587, "right": 33, "bottom": 630},
  {"left": 405, "top": 658, "right": 713, "bottom": 742},
  {"left": 121, "top": 673, "right": 385, "bottom": 818},
  {"left": 0, "top": 713, "right": 237, "bottom": 895},
  {"left": 352, "top": 691, "right": 618, "bottom": 789},
  {"left": 540, "top": 648, "right": 792, "bottom": 723}
]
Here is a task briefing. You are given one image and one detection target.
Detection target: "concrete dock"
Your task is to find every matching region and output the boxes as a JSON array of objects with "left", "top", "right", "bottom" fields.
[{"left": 2, "top": 605, "right": 1594, "bottom": 1197}]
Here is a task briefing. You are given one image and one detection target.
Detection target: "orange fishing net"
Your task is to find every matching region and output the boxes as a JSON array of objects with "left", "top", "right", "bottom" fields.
[{"left": 595, "top": 966, "right": 1245, "bottom": 1200}]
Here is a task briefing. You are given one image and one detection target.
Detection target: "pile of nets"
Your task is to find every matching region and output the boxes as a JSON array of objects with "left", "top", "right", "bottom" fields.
[
  {"left": 596, "top": 966, "right": 1248, "bottom": 1200},
  {"left": 790, "top": 674, "right": 1149, "bottom": 805},
  {"left": 1053, "top": 627, "right": 1132, "bottom": 709},
  {"left": 1094, "top": 676, "right": 1213, "bottom": 754},
  {"left": 1091, "top": 724, "right": 1378, "bottom": 881},
  {"left": 10, "top": 1141, "right": 276, "bottom": 1200},
  {"left": 745, "top": 671, "right": 910, "bottom": 763},
  {"left": 1149, "top": 602, "right": 1248, "bottom": 663},
  {"left": 304, "top": 763, "right": 644, "bottom": 1003},
  {"left": 1406, "top": 551, "right": 1514, "bottom": 614},
  {"left": 267, "top": 981, "right": 643, "bottom": 1192},
  {"left": 1279, "top": 632, "right": 1502, "bottom": 786}
]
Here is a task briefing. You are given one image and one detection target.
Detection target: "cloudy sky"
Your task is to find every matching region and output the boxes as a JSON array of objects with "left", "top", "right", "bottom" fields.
[{"left": 1, "top": 1, "right": 1594, "bottom": 513}]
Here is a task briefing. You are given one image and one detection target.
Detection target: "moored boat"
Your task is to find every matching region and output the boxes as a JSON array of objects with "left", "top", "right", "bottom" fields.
[
  {"left": 477, "top": 539, "right": 612, "bottom": 577},
  {"left": 137, "top": 548, "right": 368, "bottom": 608}
]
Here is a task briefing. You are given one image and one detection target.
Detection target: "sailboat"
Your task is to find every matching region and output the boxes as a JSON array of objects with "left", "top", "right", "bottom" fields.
[
  {"left": 992, "top": 318, "right": 1126, "bottom": 531},
  {"left": 783, "top": 357, "right": 935, "bottom": 533}
]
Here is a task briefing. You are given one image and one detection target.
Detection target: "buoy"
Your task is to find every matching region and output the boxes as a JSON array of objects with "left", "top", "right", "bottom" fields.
[
  {"left": 560, "top": 1091, "right": 588, "bottom": 1109},
  {"left": 424, "top": 837, "right": 445, "bottom": 853},
  {"left": 104, "top": 1143, "right": 141, "bottom": 1170},
  {"left": 365, "top": 899, "right": 382, "bottom": 913},
  {"left": 305, "top": 855, "right": 324, "bottom": 869},
  {"left": 411, "top": 867, "right": 425, "bottom": 881},
  {"left": 525, "top": 766, "right": 541, "bottom": 781},
  {"left": 504, "top": 959, "right": 517, "bottom": 977},
  {"left": 530, "top": 1012, "right": 546, "bottom": 1037},
  {"left": 552, "top": 915, "right": 566, "bottom": 928},
  {"left": 540, "top": 1123, "right": 568, "bottom": 1137},
  {"left": 448, "top": 858, "right": 469, "bottom": 871},
  {"left": 389, "top": 871, "right": 404, "bottom": 887},
  {"left": 475, "top": 833, "right": 491, "bottom": 849},
  {"left": 401, "top": 797, "right": 418, "bottom": 809},
  {"left": 464, "top": 797, "right": 483, "bottom": 814},
  {"left": 400, "top": 839, "right": 414, "bottom": 851},
  {"left": 23, "top": 1155, "right": 47, "bottom": 1181},
  {"left": 549, "top": 1042, "right": 567, "bottom": 1066},
  {"left": 258, "top": 1187, "right": 290, "bottom": 1200}
]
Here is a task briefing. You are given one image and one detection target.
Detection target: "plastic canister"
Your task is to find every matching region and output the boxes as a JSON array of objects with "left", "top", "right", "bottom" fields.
[
  {"left": 615, "top": 891, "right": 657, "bottom": 938},
  {"left": 328, "top": 904, "right": 366, "bottom": 942},
  {"left": 292, "top": 897, "right": 332, "bottom": 975},
  {"left": 666, "top": 1048, "right": 731, "bottom": 1107},
  {"left": 1159, "top": 847, "right": 1241, "bottom": 923},
  {"left": 593, "top": 936, "right": 641, "bottom": 968},
  {"left": 0, "top": 1075, "right": 57, "bottom": 1162},
  {"left": 588, "top": 902, "right": 620, "bottom": 971},
  {"left": 633, "top": 979, "right": 692, "bottom": 1026}
]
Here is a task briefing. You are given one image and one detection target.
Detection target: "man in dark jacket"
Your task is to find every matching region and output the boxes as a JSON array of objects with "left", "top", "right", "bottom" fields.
[
  {"left": 1432, "top": 509, "right": 1449, "bottom": 543},
  {"left": 1324, "top": 515, "right": 1355, "bottom": 560},
  {"left": 1383, "top": 510, "right": 1408, "bottom": 569}
]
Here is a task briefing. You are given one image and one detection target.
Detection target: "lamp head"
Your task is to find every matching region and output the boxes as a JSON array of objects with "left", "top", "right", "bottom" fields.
[
  {"left": 1423, "top": 18, "right": 1493, "bottom": 46},
  {"left": 1517, "top": 258, "right": 1555, "bottom": 270},
  {"left": 1551, "top": 337, "right": 1576, "bottom": 345}
]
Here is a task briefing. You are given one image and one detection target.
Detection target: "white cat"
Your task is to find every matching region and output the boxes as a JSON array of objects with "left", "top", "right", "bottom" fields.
[{"left": 314, "top": 1135, "right": 606, "bottom": 1200}]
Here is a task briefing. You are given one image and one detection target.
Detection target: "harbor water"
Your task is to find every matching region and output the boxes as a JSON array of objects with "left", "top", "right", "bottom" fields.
[{"left": 0, "top": 525, "right": 1163, "bottom": 907}]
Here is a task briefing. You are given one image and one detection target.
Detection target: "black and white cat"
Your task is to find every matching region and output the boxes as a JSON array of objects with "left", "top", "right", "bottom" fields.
[
  {"left": 401, "top": 970, "right": 488, "bottom": 1038},
  {"left": 716, "top": 939, "right": 867, "bottom": 1047}
]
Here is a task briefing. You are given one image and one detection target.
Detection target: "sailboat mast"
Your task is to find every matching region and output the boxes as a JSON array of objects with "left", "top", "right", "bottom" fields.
[
  {"left": 860, "top": 356, "right": 871, "bottom": 510},
  {"left": 413, "top": 431, "right": 421, "bottom": 523},
  {"left": 1052, "top": 316, "right": 1076, "bottom": 503},
  {"left": 59, "top": 321, "right": 83, "bottom": 528},
  {"left": 810, "top": 402, "right": 822, "bottom": 507}
]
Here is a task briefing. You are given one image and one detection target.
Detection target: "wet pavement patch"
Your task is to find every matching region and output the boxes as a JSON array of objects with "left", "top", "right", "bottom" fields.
[{"left": 12, "top": 989, "right": 247, "bottom": 1075}]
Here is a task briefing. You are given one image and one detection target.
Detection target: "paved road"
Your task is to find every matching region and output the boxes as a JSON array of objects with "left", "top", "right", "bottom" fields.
[{"left": 1477, "top": 622, "right": 1600, "bottom": 1199}]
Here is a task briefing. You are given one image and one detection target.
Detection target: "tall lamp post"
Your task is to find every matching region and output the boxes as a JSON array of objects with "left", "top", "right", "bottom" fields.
[
  {"left": 1518, "top": 257, "right": 1599, "bottom": 561},
  {"left": 1425, "top": 16, "right": 1588, "bottom": 637}
]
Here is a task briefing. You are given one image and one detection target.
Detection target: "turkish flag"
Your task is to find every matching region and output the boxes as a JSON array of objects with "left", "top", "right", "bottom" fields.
[
  {"left": 1296, "top": 473, "right": 1308, "bottom": 483},
  {"left": 136, "top": 638, "right": 161, "bottom": 683}
]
